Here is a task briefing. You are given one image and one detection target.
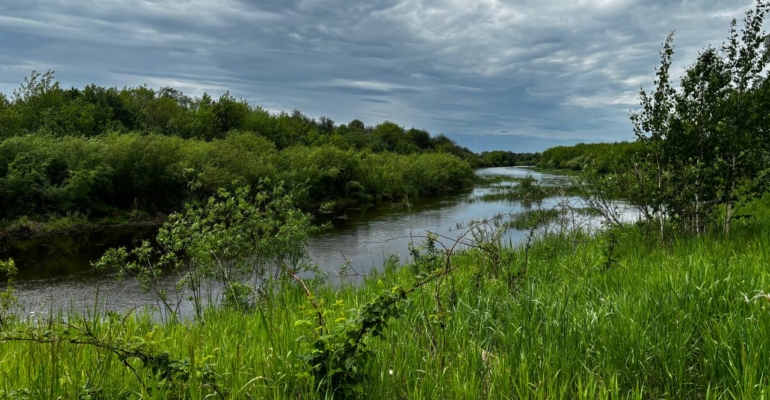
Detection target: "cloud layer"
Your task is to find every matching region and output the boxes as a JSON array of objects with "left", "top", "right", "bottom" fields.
[{"left": 0, "top": 0, "right": 757, "bottom": 151}]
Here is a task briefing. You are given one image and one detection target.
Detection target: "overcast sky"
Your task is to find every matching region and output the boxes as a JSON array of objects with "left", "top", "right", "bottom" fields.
[{"left": 0, "top": 0, "right": 758, "bottom": 152}]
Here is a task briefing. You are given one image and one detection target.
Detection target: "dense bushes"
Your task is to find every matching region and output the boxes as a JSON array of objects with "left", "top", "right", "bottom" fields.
[
  {"left": 0, "top": 132, "right": 475, "bottom": 222},
  {"left": 478, "top": 150, "right": 540, "bottom": 167},
  {"left": 538, "top": 142, "right": 643, "bottom": 172},
  {"left": 0, "top": 73, "right": 498, "bottom": 226}
]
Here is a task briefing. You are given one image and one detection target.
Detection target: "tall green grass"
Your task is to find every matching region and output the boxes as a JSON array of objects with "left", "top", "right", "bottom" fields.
[{"left": 2, "top": 197, "right": 770, "bottom": 398}]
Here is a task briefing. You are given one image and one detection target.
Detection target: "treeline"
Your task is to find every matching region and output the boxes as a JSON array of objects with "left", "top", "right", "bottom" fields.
[
  {"left": 0, "top": 71, "right": 542, "bottom": 168},
  {"left": 478, "top": 150, "right": 540, "bottom": 167},
  {"left": 538, "top": 142, "right": 643, "bottom": 173},
  {"left": 0, "top": 72, "right": 504, "bottom": 224}
]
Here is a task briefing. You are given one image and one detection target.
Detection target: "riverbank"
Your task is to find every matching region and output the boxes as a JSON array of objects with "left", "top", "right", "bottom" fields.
[
  {"left": 0, "top": 165, "right": 554, "bottom": 239},
  {"left": 0, "top": 194, "right": 460, "bottom": 239},
  {"left": 1, "top": 166, "right": 501, "bottom": 241},
  {"left": 2, "top": 194, "right": 768, "bottom": 398},
  {"left": 0, "top": 211, "right": 166, "bottom": 238}
]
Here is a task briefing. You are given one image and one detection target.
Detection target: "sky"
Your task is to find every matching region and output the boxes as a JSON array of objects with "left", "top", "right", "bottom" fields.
[{"left": 0, "top": 0, "right": 759, "bottom": 152}]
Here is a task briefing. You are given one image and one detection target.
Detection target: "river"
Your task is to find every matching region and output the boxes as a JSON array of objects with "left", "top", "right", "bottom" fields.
[{"left": 0, "top": 167, "right": 632, "bottom": 317}]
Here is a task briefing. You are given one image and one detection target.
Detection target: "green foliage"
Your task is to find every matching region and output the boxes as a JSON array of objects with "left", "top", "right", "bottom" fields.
[
  {"left": 0, "top": 70, "right": 484, "bottom": 158},
  {"left": 94, "top": 184, "right": 324, "bottom": 321},
  {"left": 297, "top": 232, "right": 461, "bottom": 398},
  {"left": 222, "top": 281, "right": 256, "bottom": 312},
  {"left": 506, "top": 208, "right": 561, "bottom": 230},
  {"left": 478, "top": 150, "right": 541, "bottom": 167},
  {"left": 475, "top": 174, "right": 571, "bottom": 204},
  {"left": 558, "top": 2, "right": 770, "bottom": 238},
  {"left": 0, "top": 313, "right": 222, "bottom": 398},
  {"left": 538, "top": 141, "right": 643, "bottom": 173},
  {"left": 298, "top": 286, "right": 408, "bottom": 398},
  {"left": 0, "top": 134, "right": 478, "bottom": 230},
  {"left": 623, "top": 2, "right": 770, "bottom": 236},
  {"left": 0, "top": 259, "right": 17, "bottom": 327},
  {"left": 0, "top": 72, "right": 487, "bottom": 230},
  {"left": 4, "top": 196, "right": 770, "bottom": 397}
]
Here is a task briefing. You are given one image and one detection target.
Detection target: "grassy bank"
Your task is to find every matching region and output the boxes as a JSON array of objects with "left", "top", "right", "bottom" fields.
[{"left": 2, "top": 196, "right": 770, "bottom": 398}]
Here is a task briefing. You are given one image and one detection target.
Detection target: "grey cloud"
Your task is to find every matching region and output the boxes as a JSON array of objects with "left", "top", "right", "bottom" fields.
[
  {"left": 0, "top": 0, "right": 761, "bottom": 151},
  {"left": 360, "top": 98, "right": 390, "bottom": 104}
]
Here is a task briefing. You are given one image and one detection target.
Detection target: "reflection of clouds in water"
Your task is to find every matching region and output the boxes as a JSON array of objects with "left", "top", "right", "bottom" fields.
[
  {"left": 308, "top": 186, "right": 540, "bottom": 275},
  {"left": 310, "top": 192, "right": 641, "bottom": 280},
  {"left": 4, "top": 226, "right": 158, "bottom": 281},
  {"left": 308, "top": 167, "right": 635, "bottom": 278}
]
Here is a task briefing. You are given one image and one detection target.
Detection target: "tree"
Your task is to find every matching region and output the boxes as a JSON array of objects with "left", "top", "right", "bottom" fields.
[
  {"left": 630, "top": 32, "right": 677, "bottom": 237},
  {"left": 406, "top": 128, "right": 432, "bottom": 150},
  {"left": 714, "top": 4, "right": 770, "bottom": 234},
  {"left": 372, "top": 121, "right": 408, "bottom": 152},
  {"left": 627, "top": 0, "right": 770, "bottom": 237}
]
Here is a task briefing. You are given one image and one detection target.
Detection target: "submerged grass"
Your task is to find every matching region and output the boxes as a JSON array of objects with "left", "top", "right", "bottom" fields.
[
  {"left": 3, "top": 197, "right": 770, "bottom": 398},
  {"left": 471, "top": 187, "right": 583, "bottom": 203},
  {"left": 474, "top": 174, "right": 581, "bottom": 204}
]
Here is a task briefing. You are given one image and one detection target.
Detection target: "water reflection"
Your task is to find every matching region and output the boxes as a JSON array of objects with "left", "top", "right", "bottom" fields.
[
  {"left": 1, "top": 167, "right": 634, "bottom": 316},
  {"left": 1, "top": 226, "right": 158, "bottom": 281}
]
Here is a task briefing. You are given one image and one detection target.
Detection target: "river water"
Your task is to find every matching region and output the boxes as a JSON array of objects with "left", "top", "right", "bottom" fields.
[{"left": 0, "top": 167, "right": 632, "bottom": 317}]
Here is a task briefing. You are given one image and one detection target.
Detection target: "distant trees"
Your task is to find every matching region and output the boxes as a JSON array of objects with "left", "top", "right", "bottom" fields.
[
  {"left": 538, "top": 142, "right": 642, "bottom": 173},
  {"left": 480, "top": 150, "right": 541, "bottom": 167},
  {"left": 406, "top": 128, "right": 432, "bottom": 150},
  {"left": 0, "top": 74, "right": 497, "bottom": 164},
  {"left": 0, "top": 66, "right": 553, "bottom": 227}
]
